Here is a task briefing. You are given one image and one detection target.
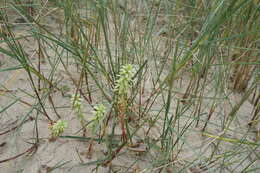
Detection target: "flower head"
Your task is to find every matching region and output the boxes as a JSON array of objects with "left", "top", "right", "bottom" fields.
[
  {"left": 92, "top": 104, "right": 106, "bottom": 120},
  {"left": 71, "top": 93, "right": 84, "bottom": 120},
  {"left": 71, "top": 93, "right": 82, "bottom": 108},
  {"left": 90, "top": 104, "right": 106, "bottom": 133},
  {"left": 114, "top": 64, "right": 136, "bottom": 96},
  {"left": 50, "top": 120, "right": 67, "bottom": 137}
]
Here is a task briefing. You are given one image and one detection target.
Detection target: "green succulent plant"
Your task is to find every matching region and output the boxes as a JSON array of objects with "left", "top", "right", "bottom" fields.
[
  {"left": 50, "top": 120, "right": 67, "bottom": 137},
  {"left": 114, "top": 64, "right": 136, "bottom": 96},
  {"left": 90, "top": 104, "right": 106, "bottom": 133},
  {"left": 71, "top": 93, "right": 84, "bottom": 120}
]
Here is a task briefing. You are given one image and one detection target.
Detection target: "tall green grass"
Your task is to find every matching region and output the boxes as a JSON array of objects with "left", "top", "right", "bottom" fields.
[{"left": 0, "top": 0, "right": 259, "bottom": 172}]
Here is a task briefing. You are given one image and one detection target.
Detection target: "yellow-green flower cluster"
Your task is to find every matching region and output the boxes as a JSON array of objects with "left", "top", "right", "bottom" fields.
[
  {"left": 50, "top": 120, "right": 67, "bottom": 137},
  {"left": 114, "top": 64, "right": 136, "bottom": 96},
  {"left": 71, "top": 93, "right": 84, "bottom": 120},
  {"left": 90, "top": 104, "right": 106, "bottom": 133}
]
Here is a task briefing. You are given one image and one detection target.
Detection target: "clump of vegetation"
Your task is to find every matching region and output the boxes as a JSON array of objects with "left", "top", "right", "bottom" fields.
[{"left": 0, "top": 0, "right": 259, "bottom": 172}]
